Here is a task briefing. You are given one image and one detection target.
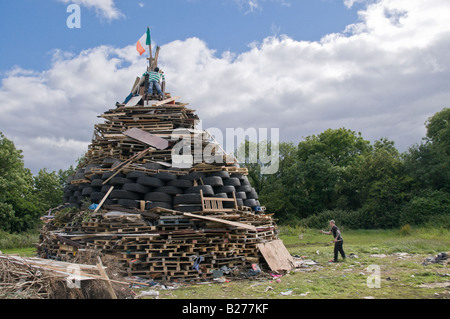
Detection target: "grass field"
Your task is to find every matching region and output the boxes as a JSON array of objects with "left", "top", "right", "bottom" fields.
[
  {"left": 1, "top": 226, "right": 449, "bottom": 299},
  {"left": 156, "top": 226, "right": 450, "bottom": 299},
  {"left": 0, "top": 230, "right": 38, "bottom": 256}
]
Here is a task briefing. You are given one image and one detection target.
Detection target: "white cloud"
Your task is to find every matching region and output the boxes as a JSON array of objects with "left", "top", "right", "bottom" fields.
[
  {"left": 57, "top": 0, "right": 124, "bottom": 21},
  {"left": 344, "top": 0, "right": 367, "bottom": 8},
  {"left": 161, "top": 0, "right": 450, "bottom": 148},
  {"left": 0, "top": 45, "right": 144, "bottom": 173},
  {"left": 231, "top": 0, "right": 291, "bottom": 13},
  {"left": 1, "top": 0, "right": 449, "bottom": 173}
]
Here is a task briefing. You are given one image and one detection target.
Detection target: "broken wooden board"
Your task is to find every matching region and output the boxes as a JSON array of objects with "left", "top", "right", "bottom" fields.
[
  {"left": 257, "top": 239, "right": 294, "bottom": 272},
  {"left": 152, "top": 96, "right": 180, "bottom": 107},
  {"left": 183, "top": 212, "right": 257, "bottom": 231},
  {"left": 123, "top": 128, "right": 169, "bottom": 150}
]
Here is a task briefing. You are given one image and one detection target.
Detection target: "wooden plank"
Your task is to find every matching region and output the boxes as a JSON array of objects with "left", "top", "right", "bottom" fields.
[
  {"left": 96, "top": 256, "right": 118, "bottom": 299},
  {"left": 183, "top": 213, "right": 256, "bottom": 232},
  {"left": 71, "top": 179, "right": 90, "bottom": 185},
  {"left": 123, "top": 128, "right": 169, "bottom": 150},
  {"left": 152, "top": 96, "right": 181, "bottom": 107},
  {"left": 102, "top": 147, "right": 153, "bottom": 185},
  {"left": 93, "top": 186, "right": 114, "bottom": 213},
  {"left": 56, "top": 235, "right": 84, "bottom": 248},
  {"left": 257, "top": 240, "right": 294, "bottom": 272},
  {"left": 100, "top": 113, "right": 127, "bottom": 118}
]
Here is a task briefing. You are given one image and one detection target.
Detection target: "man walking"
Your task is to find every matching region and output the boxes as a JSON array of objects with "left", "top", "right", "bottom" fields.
[{"left": 320, "top": 220, "right": 346, "bottom": 262}]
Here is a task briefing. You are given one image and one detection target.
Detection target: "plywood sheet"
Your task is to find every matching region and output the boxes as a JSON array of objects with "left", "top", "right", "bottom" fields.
[
  {"left": 257, "top": 240, "right": 294, "bottom": 272},
  {"left": 123, "top": 128, "right": 169, "bottom": 150}
]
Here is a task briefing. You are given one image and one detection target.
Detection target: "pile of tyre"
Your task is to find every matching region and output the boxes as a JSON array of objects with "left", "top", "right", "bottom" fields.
[{"left": 63, "top": 168, "right": 261, "bottom": 212}]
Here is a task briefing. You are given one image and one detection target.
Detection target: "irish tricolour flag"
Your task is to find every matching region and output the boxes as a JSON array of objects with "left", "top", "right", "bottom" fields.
[{"left": 136, "top": 27, "right": 151, "bottom": 56}]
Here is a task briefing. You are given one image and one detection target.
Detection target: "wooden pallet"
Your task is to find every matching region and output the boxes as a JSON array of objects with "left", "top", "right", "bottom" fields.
[
  {"left": 190, "top": 166, "right": 248, "bottom": 174},
  {"left": 200, "top": 190, "right": 237, "bottom": 213}
]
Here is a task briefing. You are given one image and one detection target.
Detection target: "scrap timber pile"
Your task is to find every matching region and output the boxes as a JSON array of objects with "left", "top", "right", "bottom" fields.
[
  {"left": 85, "top": 97, "right": 201, "bottom": 164},
  {"left": 38, "top": 71, "right": 285, "bottom": 282},
  {"left": 38, "top": 205, "right": 276, "bottom": 281}
]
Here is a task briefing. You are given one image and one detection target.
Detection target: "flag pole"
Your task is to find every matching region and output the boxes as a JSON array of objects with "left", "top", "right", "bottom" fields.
[{"left": 147, "top": 26, "right": 153, "bottom": 71}]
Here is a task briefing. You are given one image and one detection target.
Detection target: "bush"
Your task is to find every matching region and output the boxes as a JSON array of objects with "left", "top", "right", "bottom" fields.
[
  {"left": 358, "top": 205, "right": 402, "bottom": 229},
  {"left": 399, "top": 224, "right": 411, "bottom": 236},
  {"left": 0, "top": 229, "right": 39, "bottom": 250},
  {"left": 399, "top": 190, "right": 450, "bottom": 226},
  {"left": 299, "top": 209, "right": 365, "bottom": 229}
]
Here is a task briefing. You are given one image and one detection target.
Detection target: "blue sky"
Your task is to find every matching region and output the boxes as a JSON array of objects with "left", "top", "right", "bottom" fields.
[
  {"left": 0, "top": 0, "right": 362, "bottom": 75},
  {"left": 1, "top": 0, "right": 450, "bottom": 173}
]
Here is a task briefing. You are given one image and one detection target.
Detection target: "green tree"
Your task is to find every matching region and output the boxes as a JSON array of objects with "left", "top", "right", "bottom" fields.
[
  {"left": 258, "top": 142, "right": 300, "bottom": 220},
  {"left": 290, "top": 129, "right": 372, "bottom": 217},
  {"left": 425, "top": 107, "right": 450, "bottom": 150},
  {"left": 297, "top": 128, "right": 371, "bottom": 167},
  {"left": 0, "top": 132, "right": 41, "bottom": 232},
  {"left": 33, "top": 168, "right": 64, "bottom": 210},
  {"left": 239, "top": 141, "right": 299, "bottom": 220},
  {"left": 356, "top": 139, "right": 409, "bottom": 228},
  {"left": 232, "top": 113, "right": 449, "bottom": 229},
  {"left": 404, "top": 108, "right": 450, "bottom": 192},
  {"left": 57, "top": 165, "right": 76, "bottom": 188}
]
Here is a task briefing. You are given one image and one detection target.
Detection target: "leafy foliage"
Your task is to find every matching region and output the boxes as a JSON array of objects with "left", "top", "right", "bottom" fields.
[
  {"left": 240, "top": 108, "right": 450, "bottom": 229},
  {"left": 404, "top": 108, "right": 450, "bottom": 192},
  {"left": 0, "top": 132, "right": 73, "bottom": 232},
  {"left": 33, "top": 168, "right": 64, "bottom": 211},
  {"left": 0, "top": 132, "right": 40, "bottom": 232}
]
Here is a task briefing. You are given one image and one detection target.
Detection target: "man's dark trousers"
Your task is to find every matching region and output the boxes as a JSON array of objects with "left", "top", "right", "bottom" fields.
[{"left": 334, "top": 240, "right": 346, "bottom": 262}]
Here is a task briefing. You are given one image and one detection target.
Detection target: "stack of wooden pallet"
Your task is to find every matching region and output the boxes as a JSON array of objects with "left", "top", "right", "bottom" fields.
[
  {"left": 84, "top": 98, "right": 203, "bottom": 165},
  {"left": 38, "top": 73, "right": 288, "bottom": 282},
  {"left": 38, "top": 205, "right": 277, "bottom": 281}
]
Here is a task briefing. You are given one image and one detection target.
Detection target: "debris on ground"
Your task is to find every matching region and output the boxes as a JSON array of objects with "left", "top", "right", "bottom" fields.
[
  {"left": 299, "top": 291, "right": 310, "bottom": 297},
  {"left": 280, "top": 290, "right": 293, "bottom": 296},
  {"left": 139, "top": 290, "right": 159, "bottom": 298},
  {"left": 392, "top": 252, "right": 413, "bottom": 259},
  {"left": 417, "top": 282, "right": 450, "bottom": 289},
  {"left": 434, "top": 290, "right": 449, "bottom": 297},
  {"left": 422, "top": 252, "right": 449, "bottom": 266},
  {"left": 292, "top": 256, "right": 319, "bottom": 268}
]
